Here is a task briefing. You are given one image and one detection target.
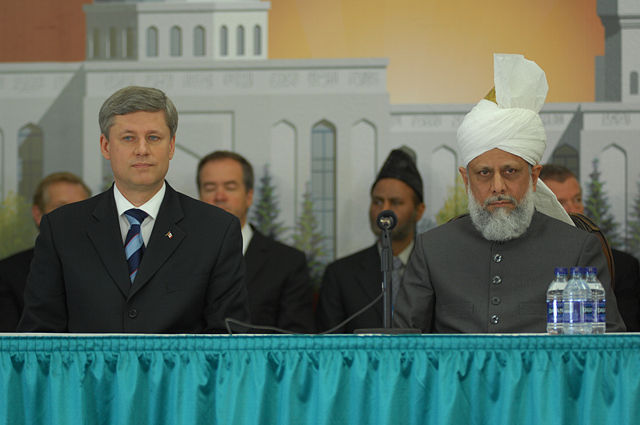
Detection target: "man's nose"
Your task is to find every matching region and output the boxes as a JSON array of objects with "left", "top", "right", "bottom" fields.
[
  {"left": 213, "top": 189, "right": 227, "bottom": 202},
  {"left": 491, "top": 174, "right": 506, "bottom": 194},
  {"left": 134, "top": 138, "right": 150, "bottom": 155}
]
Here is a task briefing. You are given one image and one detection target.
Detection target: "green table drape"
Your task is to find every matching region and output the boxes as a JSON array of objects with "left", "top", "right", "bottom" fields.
[{"left": 1, "top": 334, "right": 639, "bottom": 425}]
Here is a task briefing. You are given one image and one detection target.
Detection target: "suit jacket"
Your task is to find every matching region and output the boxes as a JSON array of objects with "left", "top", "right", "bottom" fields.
[
  {"left": 316, "top": 244, "right": 383, "bottom": 333},
  {"left": 394, "top": 211, "right": 626, "bottom": 333},
  {"left": 18, "top": 183, "right": 249, "bottom": 333},
  {"left": 244, "top": 228, "right": 314, "bottom": 333},
  {"left": 0, "top": 248, "right": 34, "bottom": 331},
  {"left": 612, "top": 248, "right": 640, "bottom": 331}
]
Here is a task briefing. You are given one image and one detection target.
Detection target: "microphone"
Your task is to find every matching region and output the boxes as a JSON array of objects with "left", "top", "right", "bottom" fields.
[{"left": 376, "top": 210, "right": 397, "bottom": 231}]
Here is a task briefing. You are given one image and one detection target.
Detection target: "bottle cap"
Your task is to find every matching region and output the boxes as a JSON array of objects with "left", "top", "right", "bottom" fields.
[
  {"left": 587, "top": 266, "right": 597, "bottom": 274},
  {"left": 570, "top": 266, "right": 581, "bottom": 275},
  {"left": 554, "top": 267, "right": 568, "bottom": 275}
]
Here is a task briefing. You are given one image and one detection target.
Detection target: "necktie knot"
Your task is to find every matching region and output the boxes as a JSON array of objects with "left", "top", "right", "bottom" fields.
[{"left": 125, "top": 209, "right": 148, "bottom": 226}]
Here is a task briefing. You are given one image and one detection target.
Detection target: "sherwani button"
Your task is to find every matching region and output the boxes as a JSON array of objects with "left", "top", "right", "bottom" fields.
[
  {"left": 493, "top": 254, "right": 503, "bottom": 263},
  {"left": 490, "top": 315, "right": 500, "bottom": 324},
  {"left": 492, "top": 276, "right": 502, "bottom": 285},
  {"left": 128, "top": 309, "right": 138, "bottom": 319}
]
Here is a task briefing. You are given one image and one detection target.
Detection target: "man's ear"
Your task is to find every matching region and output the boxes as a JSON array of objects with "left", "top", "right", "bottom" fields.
[
  {"left": 99, "top": 134, "right": 111, "bottom": 160},
  {"left": 531, "top": 164, "right": 542, "bottom": 192},
  {"left": 32, "top": 205, "right": 43, "bottom": 229},
  {"left": 458, "top": 166, "right": 469, "bottom": 188}
]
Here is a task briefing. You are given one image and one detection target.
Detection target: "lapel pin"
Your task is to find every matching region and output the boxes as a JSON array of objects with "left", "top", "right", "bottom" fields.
[{"left": 165, "top": 231, "right": 173, "bottom": 239}]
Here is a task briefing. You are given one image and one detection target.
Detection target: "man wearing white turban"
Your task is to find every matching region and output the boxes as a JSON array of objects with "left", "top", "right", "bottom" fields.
[{"left": 394, "top": 54, "right": 625, "bottom": 333}]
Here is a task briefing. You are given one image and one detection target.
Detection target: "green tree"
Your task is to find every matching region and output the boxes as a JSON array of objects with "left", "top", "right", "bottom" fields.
[
  {"left": 0, "top": 192, "right": 38, "bottom": 259},
  {"left": 436, "top": 174, "right": 468, "bottom": 225},
  {"left": 292, "top": 184, "right": 327, "bottom": 289},
  {"left": 585, "top": 158, "right": 622, "bottom": 248},
  {"left": 627, "top": 179, "right": 640, "bottom": 259},
  {"left": 251, "top": 164, "right": 286, "bottom": 240}
]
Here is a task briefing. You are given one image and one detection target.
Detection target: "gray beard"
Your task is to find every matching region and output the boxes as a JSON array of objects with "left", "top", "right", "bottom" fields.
[{"left": 467, "top": 181, "right": 535, "bottom": 242}]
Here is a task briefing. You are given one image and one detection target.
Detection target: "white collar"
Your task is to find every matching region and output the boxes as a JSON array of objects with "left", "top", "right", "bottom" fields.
[{"left": 113, "top": 182, "right": 166, "bottom": 221}]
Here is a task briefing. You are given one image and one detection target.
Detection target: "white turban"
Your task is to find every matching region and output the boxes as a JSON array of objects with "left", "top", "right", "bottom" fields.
[{"left": 457, "top": 53, "right": 573, "bottom": 226}]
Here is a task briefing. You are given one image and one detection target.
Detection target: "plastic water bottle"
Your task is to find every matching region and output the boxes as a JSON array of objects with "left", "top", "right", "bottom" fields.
[
  {"left": 585, "top": 266, "right": 606, "bottom": 334},
  {"left": 579, "top": 267, "right": 594, "bottom": 334},
  {"left": 563, "top": 267, "right": 589, "bottom": 334},
  {"left": 546, "top": 267, "right": 568, "bottom": 334}
]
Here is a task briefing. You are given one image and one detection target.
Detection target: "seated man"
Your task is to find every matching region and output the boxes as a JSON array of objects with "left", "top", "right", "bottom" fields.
[
  {"left": 394, "top": 53, "right": 626, "bottom": 333},
  {"left": 18, "top": 86, "right": 249, "bottom": 333},
  {"left": 0, "top": 172, "right": 91, "bottom": 331},
  {"left": 316, "top": 146, "right": 425, "bottom": 333},
  {"left": 198, "top": 151, "right": 315, "bottom": 333},
  {"left": 540, "top": 164, "right": 640, "bottom": 331}
]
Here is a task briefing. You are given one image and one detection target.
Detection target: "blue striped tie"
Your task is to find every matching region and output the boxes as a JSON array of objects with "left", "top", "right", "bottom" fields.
[{"left": 124, "top": 209, "right": 148, "bottom": 283}]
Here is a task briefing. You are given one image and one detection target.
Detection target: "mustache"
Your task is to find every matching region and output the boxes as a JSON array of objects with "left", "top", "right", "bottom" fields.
[{"left": 484, "top": 194, "right": 517, "bottom": 207}]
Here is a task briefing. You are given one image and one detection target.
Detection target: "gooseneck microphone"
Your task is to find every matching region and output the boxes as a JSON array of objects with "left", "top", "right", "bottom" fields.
[{"left": 376, "top": 210, "right": 397, "bottom": 231}]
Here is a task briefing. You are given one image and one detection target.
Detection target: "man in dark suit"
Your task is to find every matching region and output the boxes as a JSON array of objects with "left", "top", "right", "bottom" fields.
[
  {"left": 0, "top": 172, "right": 91, "bottom": 331},
  {"left": 18, "top": 86, "right": 249, "bottom": 333},
  {"left": 316, "top": 147, "right": 425, "bottom": 333},
  {"left": 541, "top": 164, "right": 640, "bottom": 331},
  {"left": 197, "top": 151, "right": 314, "bottom": 333}
]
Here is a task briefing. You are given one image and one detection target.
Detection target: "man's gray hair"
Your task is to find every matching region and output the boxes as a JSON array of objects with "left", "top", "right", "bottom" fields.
[{"left": 99, "top": 86, "right": 178, "bottom": 139}]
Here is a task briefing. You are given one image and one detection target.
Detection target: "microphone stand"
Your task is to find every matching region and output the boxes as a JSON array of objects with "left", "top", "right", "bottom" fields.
[
  {"left": 354, "top": 210, "right": 420, "bottom": 335},
  {"left": 380, "top": 225, "right": 393, "bottom": 328}
]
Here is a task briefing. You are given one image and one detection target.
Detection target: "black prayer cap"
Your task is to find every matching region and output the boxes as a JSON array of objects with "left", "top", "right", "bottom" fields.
[{"left": 371, "top": 145, "right": 424, "bottom": 203}]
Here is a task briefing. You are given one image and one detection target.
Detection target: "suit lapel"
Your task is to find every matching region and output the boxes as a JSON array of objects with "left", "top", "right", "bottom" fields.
[
  {"left": 244, "top": 228, "right": 268, "bottom": 287},
  {"left": 128, "top": 184, "right": 185, "bottom": 299},
  {"left": 354, "top": 245, "right": 383, "bottom": 317},
  {"left": 87, "top": 188, "right": 131, "bottom": 297}
]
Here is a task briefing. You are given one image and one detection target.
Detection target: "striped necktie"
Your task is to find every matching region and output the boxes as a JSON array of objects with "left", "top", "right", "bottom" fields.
[{"left": 124, "top": 208, "right": 148, "bottom": 283}]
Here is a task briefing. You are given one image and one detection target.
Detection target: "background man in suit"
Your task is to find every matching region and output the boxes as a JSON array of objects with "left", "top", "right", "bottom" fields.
[
  {"left": 540, "top": 164, "right": 640, "bottom": 331},
  {"left": 316, "top": 146, "right": 425, "bottom": 333},
  {"left": 394, "top": 54, "right": 625, "bottom": 333},
  {"left": 197, "top": 150, "right": 314, "bottom": 333},
  {"left": 0, "top": 172, "right": 90, "bottom": 331},
  {"left": 18, "top": 86, "right": 249, "bottom": 333}
]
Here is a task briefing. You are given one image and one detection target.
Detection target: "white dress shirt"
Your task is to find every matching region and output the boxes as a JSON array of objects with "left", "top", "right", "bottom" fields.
[{"left": 113, "top": 183, "right": 166, "bottom": 246}]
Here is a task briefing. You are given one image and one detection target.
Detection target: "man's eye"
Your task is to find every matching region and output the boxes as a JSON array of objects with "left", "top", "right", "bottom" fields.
[
  {"left": 123, "top": 136, "right": 134, "bottom": 141},
  {"left": 479, "top": 170, "right": 489, "bottom": 176},
  {"left": 148, "top": 135, "right": 160, "bottom": 142}
]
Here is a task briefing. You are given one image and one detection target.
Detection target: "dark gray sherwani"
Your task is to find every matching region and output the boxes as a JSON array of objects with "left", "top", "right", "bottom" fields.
[{"left": 394, "top": 211, "right": 626, "bottom": 333}]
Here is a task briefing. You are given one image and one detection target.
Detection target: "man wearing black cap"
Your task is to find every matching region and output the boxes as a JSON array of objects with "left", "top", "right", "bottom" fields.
[{"left": 316, "top": 146, "right": 425, "bottom": 333}]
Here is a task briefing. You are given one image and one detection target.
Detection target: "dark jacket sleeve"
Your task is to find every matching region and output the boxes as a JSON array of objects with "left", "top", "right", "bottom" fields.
[
  {"left": 17, "top": 215, "right": 68, "bottom": 332},
  {"left": 203, "top": 215, "right": 250, "bottom": 333}
]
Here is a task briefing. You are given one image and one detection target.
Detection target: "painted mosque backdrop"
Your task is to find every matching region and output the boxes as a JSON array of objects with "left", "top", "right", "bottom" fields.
[{"left": 1, "top": 0, "right": 640, "bottom": 277}]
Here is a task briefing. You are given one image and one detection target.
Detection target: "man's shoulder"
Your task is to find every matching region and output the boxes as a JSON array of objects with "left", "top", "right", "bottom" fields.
[
  {"left": 326, "top": 244, "right": 378, "bottom": 271},
  {"left": 250, "top": 229, "right": 306, "bottom": 259},
  {"left": 612, "top": 248, "right": 640, "bottom": 268},
  {"left": 0, "top": 247, "right": 34, "bottom": 270},
  {"left": 532, "top": 211, "right": 594, "bottom": 241},
  {"left": 169, "top": 187, "right": 237, "bottom": 224}
]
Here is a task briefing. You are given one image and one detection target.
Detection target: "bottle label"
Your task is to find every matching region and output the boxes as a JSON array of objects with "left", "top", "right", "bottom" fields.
[
  {"left": 547, "top": 300, "right": 563, "bottom": 323},
  {"left": 596, "top": 300, "right": 606, "bottom": 323},
  {"left": 563, "top": 300, "right": 584, "bottom": 324},
  {"left": 584, "top": 301, "right": 594, "bottom": 323}
]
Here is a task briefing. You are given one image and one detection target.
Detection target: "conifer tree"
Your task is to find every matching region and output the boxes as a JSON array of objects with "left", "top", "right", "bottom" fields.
[
  {"left": 584, "top": 158, "right": 622, "bottom": 248},
  {"left": 0, "top": 192, "right": 38, "bottom": 259},
  {"left": 251, "top": 164, "right": 286, "bottom": 240},
  {"left": 627, "top": 180, "right": 640, "bottom": 259},
  {"left": 292, "top": 185, "right": 327, "bottom": 289},
  {"left": 436, "top": 175, "right": 468, "bottom": 225}
]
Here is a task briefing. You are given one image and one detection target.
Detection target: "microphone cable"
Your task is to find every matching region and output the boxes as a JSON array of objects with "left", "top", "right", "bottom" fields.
[{"left": 224, "top": 291, "right": 384, "bottom": 335}]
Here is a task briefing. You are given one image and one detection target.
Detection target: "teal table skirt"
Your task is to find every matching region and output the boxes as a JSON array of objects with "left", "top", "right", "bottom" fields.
[{"left": 1, "top": 334, "right": 639, "bottom": 425}]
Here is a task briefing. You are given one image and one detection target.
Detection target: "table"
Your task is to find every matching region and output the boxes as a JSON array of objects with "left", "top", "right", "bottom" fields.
[{"left": 1, "top": 334, "right": 639, "bottom": 425}]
